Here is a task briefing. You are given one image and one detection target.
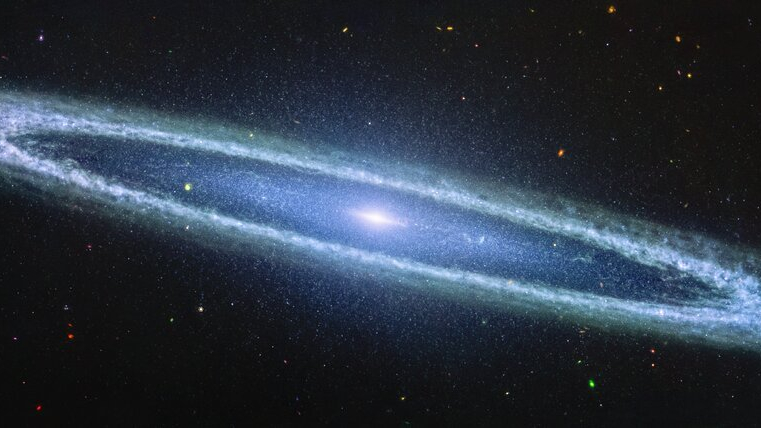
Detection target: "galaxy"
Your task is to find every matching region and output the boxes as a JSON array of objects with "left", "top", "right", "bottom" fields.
[
  {"left": 2, "top": 1, "right": 761, "bottom": 425},
  {"left": 2, "top": 91, "right": 759, "bottom": 351}
]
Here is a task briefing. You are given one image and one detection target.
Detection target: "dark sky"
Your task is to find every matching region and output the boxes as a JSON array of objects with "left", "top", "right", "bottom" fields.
[{"left": 2, "top": 0, "right": 761, "bottom": 425}]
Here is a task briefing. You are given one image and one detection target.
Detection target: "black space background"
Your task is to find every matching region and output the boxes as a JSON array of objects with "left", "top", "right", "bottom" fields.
[{"left": 2, "top": 0, "right": 761, "bottom": 426}]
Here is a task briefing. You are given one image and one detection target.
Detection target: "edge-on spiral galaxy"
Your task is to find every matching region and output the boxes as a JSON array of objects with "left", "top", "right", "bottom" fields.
[{"left": 1, "top": 91, "right": 759, "bottom": 351}]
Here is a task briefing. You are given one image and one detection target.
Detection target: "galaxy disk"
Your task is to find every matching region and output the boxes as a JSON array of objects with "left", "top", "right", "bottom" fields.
[{"left": 1, "top": 91, "right": 759, "bottom": 351}]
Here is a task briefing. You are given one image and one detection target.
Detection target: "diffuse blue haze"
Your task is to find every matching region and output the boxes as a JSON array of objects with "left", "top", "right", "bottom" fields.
[{"left": 1, "top": 91, "right": 759, "bottom": 351}]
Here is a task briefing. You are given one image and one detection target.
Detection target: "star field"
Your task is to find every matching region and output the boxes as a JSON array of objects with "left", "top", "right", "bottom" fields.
[{"left": 1, "top": 1, "right": 761, "bottom": 425}]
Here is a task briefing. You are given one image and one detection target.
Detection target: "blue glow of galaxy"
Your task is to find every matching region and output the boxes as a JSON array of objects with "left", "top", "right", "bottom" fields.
[{"left": 1, "top": 91, "right": 759, "bottom": 351}]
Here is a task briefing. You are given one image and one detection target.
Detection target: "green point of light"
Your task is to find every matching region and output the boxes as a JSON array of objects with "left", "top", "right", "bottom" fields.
[{"left": 588, "top": 379, "right": 596, "bottom": 389}]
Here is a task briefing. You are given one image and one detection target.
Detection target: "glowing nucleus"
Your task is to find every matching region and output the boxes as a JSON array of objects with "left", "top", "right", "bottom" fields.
[{"left": 352, "top": 209, "right": 406, "bottom": 228}]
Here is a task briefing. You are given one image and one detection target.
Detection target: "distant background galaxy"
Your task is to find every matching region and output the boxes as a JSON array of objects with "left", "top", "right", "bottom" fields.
[{"left": 2, "top": 1, "right": 761, "bottom": 426}]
